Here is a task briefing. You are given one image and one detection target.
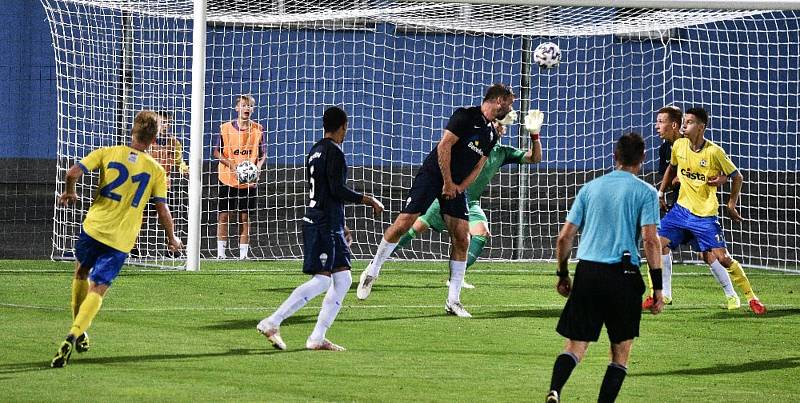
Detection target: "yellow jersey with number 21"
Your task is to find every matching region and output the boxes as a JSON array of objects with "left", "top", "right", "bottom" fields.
[{"left": 78, "top": 145, "right": 168, "bottom": 252}]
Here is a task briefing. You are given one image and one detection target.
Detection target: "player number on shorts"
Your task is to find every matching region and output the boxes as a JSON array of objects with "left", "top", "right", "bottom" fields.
[
  {"left": 308, "top": 165, "right": 316, "bottom": 207},
  {"left": 99, "top": 161, "right": 151, "bottom": 208}
]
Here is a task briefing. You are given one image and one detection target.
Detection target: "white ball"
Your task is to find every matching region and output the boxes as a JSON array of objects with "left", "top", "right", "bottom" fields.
[
  {"left": 235, "top": 160, "right": 259, "bottom": 184},
  {"left": 534, "top": 42, "right": 561, "bottom": 69}
]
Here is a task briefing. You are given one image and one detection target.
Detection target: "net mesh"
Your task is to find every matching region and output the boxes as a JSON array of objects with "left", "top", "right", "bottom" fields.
[{"left": 41, "top": 0, "right": 799, "bottom": 270}]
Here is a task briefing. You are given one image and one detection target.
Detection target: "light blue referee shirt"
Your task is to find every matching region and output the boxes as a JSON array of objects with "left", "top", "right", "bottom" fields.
[{"left": 566, "top": 170, "right": 660, "bottom": 266}]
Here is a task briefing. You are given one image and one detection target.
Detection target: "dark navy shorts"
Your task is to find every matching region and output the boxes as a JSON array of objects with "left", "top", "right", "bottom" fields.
[
  {"left": 74, "top": 230, "right": 128, "bottom": 286},
  {"left": 400, "top": 168, "right": 469, "bottom": 221},
  {"left": 302, "top": 216, "right": 352, "bottom": 274},
  {"left": 556, "top": 260, "right": 646, "bottom": 344}
]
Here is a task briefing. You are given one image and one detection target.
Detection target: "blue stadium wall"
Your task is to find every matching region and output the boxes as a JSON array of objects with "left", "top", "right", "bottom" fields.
[{"left": 1, "top": 1, "right": 797, "bottom": 171}]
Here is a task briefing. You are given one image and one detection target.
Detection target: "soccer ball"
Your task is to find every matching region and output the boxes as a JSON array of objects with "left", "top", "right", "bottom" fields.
[
  {"left": 534, "top": 42, "right": 561, "bottom": 69},
  {"left": 236, "top": 160, "right": 259, "bottom": 184}
]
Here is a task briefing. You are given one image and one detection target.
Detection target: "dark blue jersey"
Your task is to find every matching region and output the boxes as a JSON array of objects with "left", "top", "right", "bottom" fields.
[
  {"left": 419, "top": 106, "right": 499, "bottom": 184},
  {"left": 659, "top": 140, "right": 679, "bottom": 208},
  {"left": 305, "top": 138, "right": 362, "bottom": 230}
]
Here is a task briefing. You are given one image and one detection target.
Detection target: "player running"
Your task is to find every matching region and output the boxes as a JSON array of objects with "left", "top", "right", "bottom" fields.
[{"left": 51, "top": 110, "right": 183, "bottom": 368}]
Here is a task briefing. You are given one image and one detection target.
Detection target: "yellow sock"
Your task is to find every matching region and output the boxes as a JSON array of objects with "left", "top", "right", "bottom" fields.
[
  {"left": 69, "top": 292, "right": 103, "bottom": 338},
  {"left": 645, "top": 266, "right": 654, "bottom": 298},
  {"left": 727, "top": 260, "right": 755, "bottom": 301},
  {"left": 71, "top": 279, "right": 90, "bottom": 320}
]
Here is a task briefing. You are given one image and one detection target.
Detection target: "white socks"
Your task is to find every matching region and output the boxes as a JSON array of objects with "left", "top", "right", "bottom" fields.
[
  {"left": 309, "top": 271, "right": 352, "bottom": 342},
  {"left": 447, "top": 260, "right": 467, "bottom": 303},
  {"left": 240, "top": 244, "right": 249, "bottom": 260},
  {"left": 217, "top": 241, "right": 227, "bottom": 258},
  {"left": 709, "top": 259, "right": 737, "bottom": 297},
  {"left": 662, "top": 253, "right": 673, "bottom": 300},
  {"left": 267, "top": 274, "right": 331, "bottom": 326},
  {"left": 367, "top": 238, "right": 397, "bottom": 277}
]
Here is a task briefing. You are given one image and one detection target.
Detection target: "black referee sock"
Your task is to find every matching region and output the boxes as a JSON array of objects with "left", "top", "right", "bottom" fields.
[
  {"left": 598, "top": 362, "right": 628, "bottom": 403},
  {"left": 549, "top": 352, "right": 579, "bottom": 394}
]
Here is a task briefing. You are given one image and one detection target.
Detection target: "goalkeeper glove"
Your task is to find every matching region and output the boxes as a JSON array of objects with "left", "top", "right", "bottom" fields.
[
  {"left": 524, "top": 109, "right": 545, "bottom": 134},
  {"left": 496, "top": 109, "right": 517, "bottom": 126}
]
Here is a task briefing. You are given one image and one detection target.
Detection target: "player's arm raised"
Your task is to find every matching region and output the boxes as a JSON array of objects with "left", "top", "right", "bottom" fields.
[
  {"left": 523, "top": 109, "right": 544, "bottom": 164},
  {"left": 437, "top": 130, "right": 459, "bottom": 199}
]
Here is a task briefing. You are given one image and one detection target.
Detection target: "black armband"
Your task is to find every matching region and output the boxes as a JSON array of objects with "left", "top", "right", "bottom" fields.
[
  {"left": 649, "top": 268, "right": 663, "bottom": 290},
  {"left": 557, "top": 269, "right": 569, "bottom": 278}
]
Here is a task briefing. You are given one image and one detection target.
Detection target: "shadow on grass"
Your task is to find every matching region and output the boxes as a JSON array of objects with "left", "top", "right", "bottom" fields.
[
  {"left": 475, "top": 308, "right": 563, "bottom": 319},
  {"left": 705, "top": 307, "right": 800, "bottom": 319},
  {"left": 633, "top": 356, "right": 800, "bottom": 377},
  {"left": 0, "top": 348, "right": 299, "bottom": 375},
  {"left": 201, "top": 311, "right": 446, "bottom": 330}
]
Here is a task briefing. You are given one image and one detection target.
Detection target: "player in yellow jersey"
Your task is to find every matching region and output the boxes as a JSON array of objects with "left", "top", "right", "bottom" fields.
[
  {"left": 51, "top": 110, "right": 183, "bottom": 368},
  {"left": 657, "top": 107, "right": 765, "bottom": 315},
  {"left": 642, "top": 106, "right": 738, "bottom": 311}
]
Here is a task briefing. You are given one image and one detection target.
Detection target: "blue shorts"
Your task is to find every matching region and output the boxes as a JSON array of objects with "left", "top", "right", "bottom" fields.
[
  {"left": 400, "top": 168, "right": 469, "bottom": 221},
  {"left": 302, "top": 214, "right": 352, "bottom": 274},
  {"left": 74, "top": 230, "right": 128, "bottom": 286},
  {"left": 658, "top": 204, "right": 726, "bottom": 252}
]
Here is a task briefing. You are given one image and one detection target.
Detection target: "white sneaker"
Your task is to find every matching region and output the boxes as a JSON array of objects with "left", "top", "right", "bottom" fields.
[
  {"left": 357, "top": 269, "right": 377, "bottom": 300},
  {"left": 306, "top": 338, "right": 346, "bottom": 351},
  {"left": 446, "top": 280, "right": 475, "bottom": 289},
  {"left": 256, "top": 319, "right": 286, "bottom": 350},
  {"left": 445, "top": 300, "right": 472, "bottom": 318}
]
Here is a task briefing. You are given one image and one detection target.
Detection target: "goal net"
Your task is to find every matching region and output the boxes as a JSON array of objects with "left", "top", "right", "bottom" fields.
[{"left": 41, "top": 0, "right": 799, "bottom": 271}]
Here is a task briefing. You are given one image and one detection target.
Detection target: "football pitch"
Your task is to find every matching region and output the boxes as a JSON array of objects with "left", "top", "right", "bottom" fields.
[{"left": 2, "top": 259, "right": 799, "bottom": 402}]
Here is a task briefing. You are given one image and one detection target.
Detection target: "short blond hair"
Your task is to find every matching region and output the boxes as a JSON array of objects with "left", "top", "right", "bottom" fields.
[
  {"left": 235, "top": 94, "right": 256, "bottom": 107},
  {"left": 132, "top": 110, "right": 160, "bottom": 145}
]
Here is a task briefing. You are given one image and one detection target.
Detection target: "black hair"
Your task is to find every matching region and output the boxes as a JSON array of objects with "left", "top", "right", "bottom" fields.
[
  {"left": 323, "top": 106, "right": 348, "bottom": 133},
  {"left": 615, "top": 132, "right": 645, "bottom": 166},
  {"left": 685, "top": 107, "right": 708, "bottom": 125},
  {"left": 483, "top": 83, "right": 514, "bottom": 102}
]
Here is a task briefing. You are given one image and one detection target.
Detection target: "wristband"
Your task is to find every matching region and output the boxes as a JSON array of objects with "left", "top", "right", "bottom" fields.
[
  {"left": 649, "top": 268, "right": 663, "bottom": 290},
  {"left": 530, "top": 133, "right": 540, "bottom": 141},
  {"left": 557, "top": 269, "right": 569, "bottom": 278}
]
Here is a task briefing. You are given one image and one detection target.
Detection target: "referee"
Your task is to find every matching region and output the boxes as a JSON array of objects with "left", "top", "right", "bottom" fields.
[{"left": 545, "top": 133, "right": 665, "bottom": 403}]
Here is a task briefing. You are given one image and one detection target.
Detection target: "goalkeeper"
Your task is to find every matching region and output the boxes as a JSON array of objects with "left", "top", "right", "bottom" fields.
[{"left": 393, "top": 109, "right": 544, "bottom": 287}]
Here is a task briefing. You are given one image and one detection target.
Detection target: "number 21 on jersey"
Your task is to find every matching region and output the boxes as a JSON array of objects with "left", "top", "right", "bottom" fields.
[{"left": 98, "top": 161, "right": 151, "bottom": 208}]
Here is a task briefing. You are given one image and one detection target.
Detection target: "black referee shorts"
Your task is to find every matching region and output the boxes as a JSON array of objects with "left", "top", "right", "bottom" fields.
[
  {"left": 217, "top": 185, "right": 257, "bottom": 212},
  {"left": 400, "top": 168, "right": 469, "bottom": 221},
  {"left": 556, "top": 260, "right": 646, "bottom": 344}
]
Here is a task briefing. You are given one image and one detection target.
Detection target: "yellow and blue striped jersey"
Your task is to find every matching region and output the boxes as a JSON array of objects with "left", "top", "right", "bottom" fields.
[
  {"left": 671, "top": 137, "right": 738, "bottom": 217},
  {"left": 78, "top": 145, "right": 168, "bottom": 252}
]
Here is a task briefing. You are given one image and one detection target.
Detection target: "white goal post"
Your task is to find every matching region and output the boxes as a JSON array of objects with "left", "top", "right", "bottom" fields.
[{"left": 41, "top": 0, "right": 800, "bottom": 272}]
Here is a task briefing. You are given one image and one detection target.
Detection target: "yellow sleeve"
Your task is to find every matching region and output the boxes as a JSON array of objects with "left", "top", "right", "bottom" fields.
[
  {"left": 714, "top": 145, "right": 738, "bottom": 175},
  {"left": 78, "top": 148, "right": 107, "bottom": 173},
  {"left": 151, "top": 165, "right": 168, "bottom": 202}
]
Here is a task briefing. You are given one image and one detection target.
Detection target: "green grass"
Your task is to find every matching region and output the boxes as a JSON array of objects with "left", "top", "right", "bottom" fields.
[{"left": 2, "top": 259, "right": 800, "bottom": 402}]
